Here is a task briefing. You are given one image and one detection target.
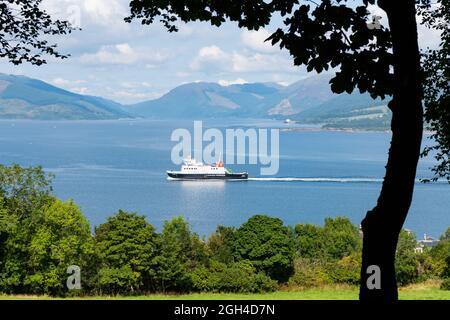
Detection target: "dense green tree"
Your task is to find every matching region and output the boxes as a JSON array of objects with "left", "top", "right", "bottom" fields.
[
  {"left": 0, "top": 164, "right": 53, "bottom": 218},
  {"left": 395, "top": 230, "right": 419, "bottom": 286},
  {"left": 207, "top": 226, "right": 236, "bottom": 265},
  {"left": 0, "top": 197, "right": 93, "bottom": 295},
  {"left": 234, "top": 215, "right": 295, "bottom": 282},
  {"left": 0, "top": 197, "right": 14, "bottom": 232},
  {"left": 126, "top": 0, "right": 432, "bottom": 300},
  {"left": 293, "top": 219, "right": 362, "bottom": 286},
  {"left": 0, "top": 197, "right": 15, "bottom": 268},
  {"left": 323, "top": 217, "right": 361, "bottom": 260},
  {"left": 0, "top": 211, "right": 27, "bottom": 293},
  {"left": 295, "top": 217, "right": 361, "bottom": 260},
  {"left": 429, "top": 228, "right": 450, "bottom": 277},
  {"left": 154, "top": 216, "right": 208, "bottom": 292},
  {"left": 440, "top": 227, "right": 450, "bottom": 242},
  {"left": 295, "top": 224, "right": 326, "bottom": 259},
  {"left": 24, "top": 199, "right": 94, "bottom": 295},
  {"left": 0, "top": 165, "right": 55, "bottom": 293},
  {"left": 443, "top": 256, "right": 450, "bottom": 279},
  {"left": 94, "top": 210, "right": 158, "bottom": 294}
]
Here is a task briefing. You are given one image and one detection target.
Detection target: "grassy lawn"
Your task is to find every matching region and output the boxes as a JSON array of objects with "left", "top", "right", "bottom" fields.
[{"left": 1, "top": 282, "right": 448, "bottom": 300}]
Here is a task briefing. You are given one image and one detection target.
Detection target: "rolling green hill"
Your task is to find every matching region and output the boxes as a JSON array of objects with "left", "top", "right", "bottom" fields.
[
  {"left": 293, "top": 93, "right": 390, "bottom": 130},
  {"left": 0, "top": 73, "right": 132, "bottom": 120}
]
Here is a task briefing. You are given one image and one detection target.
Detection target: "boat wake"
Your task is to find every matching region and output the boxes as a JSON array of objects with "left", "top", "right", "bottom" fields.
[
  {"left": 248, "top": 177, "right": 448, "bottom": 184},
  {"left": 248, "top": 177, "right": 383, "bottom": 183},
  {"left": 167, "top": 176, "right": 447, "bottom": 184}
]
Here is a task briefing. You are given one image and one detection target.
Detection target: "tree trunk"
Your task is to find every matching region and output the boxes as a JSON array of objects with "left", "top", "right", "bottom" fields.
[{"left": 359, "top": 0, "right": 424, "bottom": 301}]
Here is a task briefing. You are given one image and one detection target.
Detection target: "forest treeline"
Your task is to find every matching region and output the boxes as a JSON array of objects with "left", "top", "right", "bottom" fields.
[{"left": 0, "top": 165, "right": 449, "bottom": 296}]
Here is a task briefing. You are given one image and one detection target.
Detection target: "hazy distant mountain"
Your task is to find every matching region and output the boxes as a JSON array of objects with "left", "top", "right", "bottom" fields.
[
  {"left": 128, "top": 73, "right": 389, "bottom": 129},
  {"left": 0, "top": 72, "right": 390, "bottom": 129},
  {"left": 267, "top": 73, "right": 337, "bottom": 116},
  {"left": 128, "top": 82, "right": 284, "bottom": 119},
  {"left": 128, "top": 75, "right": 337, "bottom": 119},
  {"left": 0, "top": 73, "right": 131, "bottom": 120}
]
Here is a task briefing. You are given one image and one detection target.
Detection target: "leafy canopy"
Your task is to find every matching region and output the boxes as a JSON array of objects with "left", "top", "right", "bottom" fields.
[
  {"left": 207, "top": 225, "right": 236, "bottom": 265},
  {"left": 25, "top": 199, "right": 93, "bottom": 295},
  {"left": 94, "top": 210, "right": 158, "bottom": 294},
  {"left": 295, "top": 216, "right": 361, "bottom": 260},
  {"left": 395, "top": 230, "right": 420, "bottom": 286},
  {"left": 234, "top": 215, "right": 295, "bottom": 282},
  {"left": 154, "top": 216, "right": 209, "bottom": 292},
  {"left": 420, "top": 0, "right": 450, "bottom": 182},
  {"left": 0, "top": 0, "right": 75, "bottom": 65},
  {"left": 0, "top": 164, "right": 53, "bottom": 218}
]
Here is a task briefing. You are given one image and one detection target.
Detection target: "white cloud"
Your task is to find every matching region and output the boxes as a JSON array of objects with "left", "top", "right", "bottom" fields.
[
  {"left": 231, "top": 52, "right": 295, "bottom": 73},
  {"left": 190, "top": 45, "right": 228, "bottom": 70},
  {"left": 42, "top": 0, "right": 128, "bottom": 27},
  {"left": 241, "top": 29, "right": 278, "bottom": 53},
  {"left": 120, "top": 81, "right": 153, "bottom": 89},
  {"left": 199, "top": 45, "right": 227, "bottom": 59},
  {"left": 82, "top": 0, "right": 127, "bottom": 25},
  {"left": 52, "top": 77, "right": 86, "bottom": 87},
  {"left": 191, "top": 45, "right": 296, "bottom": 74},
  {"left": 110, "top": 90, "right": 163, "bottom": 101},
  {"left": 80, "top": 43, "right": 169, "bottom": 65},
  {"left": 218, "top": 78, "right": 248, "bottom": 86}
]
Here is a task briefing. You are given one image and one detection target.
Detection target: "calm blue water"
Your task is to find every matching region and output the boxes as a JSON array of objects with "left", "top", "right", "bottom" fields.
[{"left": 0, "top": 119, "right": 448, "bottom": 238}]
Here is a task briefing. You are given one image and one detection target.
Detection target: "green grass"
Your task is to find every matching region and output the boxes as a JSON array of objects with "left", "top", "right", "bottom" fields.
[{"left": 1, "top": 282, "right": 448, "bottom": 300}]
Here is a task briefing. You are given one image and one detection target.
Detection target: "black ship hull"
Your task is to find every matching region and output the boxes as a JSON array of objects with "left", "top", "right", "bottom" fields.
[{"left": 167, "top": 172, "right": 248, "bottom": 180}]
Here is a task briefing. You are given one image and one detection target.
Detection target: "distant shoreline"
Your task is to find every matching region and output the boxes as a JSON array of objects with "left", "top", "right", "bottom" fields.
[
  {"left": 281, "top": 126, "right": 391, "bottom": 133},
  {"left": 281, "top": 125, "right": 435, "bottom": 135},
  {"left": 0, "top": 118, "right": 435, "bottom": 135}
]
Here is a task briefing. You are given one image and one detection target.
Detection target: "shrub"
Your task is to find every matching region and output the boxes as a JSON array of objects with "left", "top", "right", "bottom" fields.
[
  {"left": 191, "top": 260, "right": 277, "bottom": 293},
  {"left": 327, "top": 253, "right": 361, "bottom": 285},
  {"left": 443, "top": 253, "right": 450, "bottom": 279},
  {"left": 441, "top": 278, "right": 450, "bottom": 290},
  {"left": 97, "top": 266, "right": 140, "bottom": 295},
  {"left": 288, "top": 258, "right": 332, "bottom": 288}
]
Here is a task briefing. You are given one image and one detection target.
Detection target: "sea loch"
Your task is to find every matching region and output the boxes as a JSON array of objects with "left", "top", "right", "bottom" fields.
[{"left": 0, "top": 119, "right": 448, "bottom": 238}]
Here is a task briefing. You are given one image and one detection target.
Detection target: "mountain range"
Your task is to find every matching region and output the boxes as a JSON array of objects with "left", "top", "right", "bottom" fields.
[{"left": 0, "top": 73, "right": 390, "bottom": 129}]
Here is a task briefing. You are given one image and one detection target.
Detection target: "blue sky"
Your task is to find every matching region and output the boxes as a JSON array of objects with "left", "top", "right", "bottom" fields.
[{"left": 0, "top": 0, "right": 441, "bottom": 105}]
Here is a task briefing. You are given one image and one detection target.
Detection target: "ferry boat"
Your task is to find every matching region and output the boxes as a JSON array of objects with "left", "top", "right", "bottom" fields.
[{"left": 167, "top": 157, "right": 248, "bottom": 180}]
